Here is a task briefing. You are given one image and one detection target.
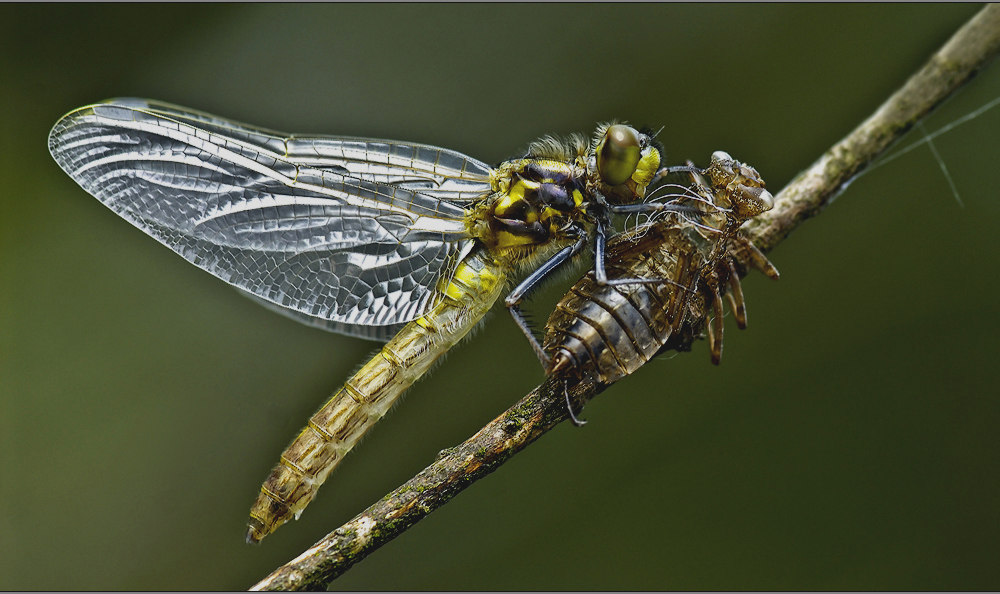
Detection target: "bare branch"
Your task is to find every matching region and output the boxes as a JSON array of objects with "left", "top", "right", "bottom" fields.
[
  {"left": 251, "top": 5, "right": 1000, "bottom": 591},
  {"left": 743, "top": 3, "right": 1000, "bottom": 253}
]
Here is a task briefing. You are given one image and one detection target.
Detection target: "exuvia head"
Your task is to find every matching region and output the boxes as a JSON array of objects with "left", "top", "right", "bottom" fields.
[{"left": 704, "top": 151, "right": 773, "bottom": 220}]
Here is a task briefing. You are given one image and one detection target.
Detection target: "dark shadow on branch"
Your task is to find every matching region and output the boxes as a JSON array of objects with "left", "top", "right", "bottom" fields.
[{"left": 251, "top": 5, "right": 1000, "bottom": 590}]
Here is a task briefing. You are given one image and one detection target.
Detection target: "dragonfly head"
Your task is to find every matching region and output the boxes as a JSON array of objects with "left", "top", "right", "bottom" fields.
[{"left": 593, "top": 124, "right": 662, "bottom": 203}]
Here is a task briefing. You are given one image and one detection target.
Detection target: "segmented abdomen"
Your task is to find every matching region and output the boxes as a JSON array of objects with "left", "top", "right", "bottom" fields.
[
  {"left": 543, "top": 228, "right": 700, "bottom": 384},
  {"left": 246, "top": 247, "right": 507, "bottom": 543}
]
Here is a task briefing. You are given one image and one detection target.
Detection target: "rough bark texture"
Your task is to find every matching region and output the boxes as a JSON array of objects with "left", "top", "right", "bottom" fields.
[{"left": 250, "top": 5, "right": 1000, "bottom": 591}]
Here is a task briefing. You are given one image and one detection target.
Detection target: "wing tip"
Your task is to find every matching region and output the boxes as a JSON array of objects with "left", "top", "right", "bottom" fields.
[{"left": 49, "top": 98, "right": 146, "bottom": 157}]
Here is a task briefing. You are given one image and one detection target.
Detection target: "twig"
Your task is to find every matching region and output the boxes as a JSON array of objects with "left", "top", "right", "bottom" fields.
[
  {"left": 250, "top": 5, "right": 1000, "bottom": 591},
  {"left": 742, "top": 3, "right": 1000, "bottom": 253}
]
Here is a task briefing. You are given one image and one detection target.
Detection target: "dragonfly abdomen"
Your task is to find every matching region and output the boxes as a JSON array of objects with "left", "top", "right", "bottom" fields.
[{"left": 246, "top": 247, "right": 508, "bottom": 543}]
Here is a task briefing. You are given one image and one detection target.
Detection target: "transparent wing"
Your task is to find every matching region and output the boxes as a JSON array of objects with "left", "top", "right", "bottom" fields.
[
  {"left": 49, "top": 98, "right": 492, "bottom": 335},
  {"left": 125, "top": 98, "right": 493, "bottom": 202},
  {"left": 245, "top": 294, "right": 406, "bottom": 342}
]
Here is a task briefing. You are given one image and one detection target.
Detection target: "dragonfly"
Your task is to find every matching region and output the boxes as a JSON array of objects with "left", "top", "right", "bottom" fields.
[
  {"left": 47, "top": 98, "right": 684, "bottom": 543},
  {"left": 537, "top": 151, "right": 780, "bottom": 424}
]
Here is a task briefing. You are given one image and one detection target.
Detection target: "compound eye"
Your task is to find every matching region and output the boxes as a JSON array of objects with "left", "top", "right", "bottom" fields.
[{"left": 597, "top": 125, "right": 642, "bottom": 186}]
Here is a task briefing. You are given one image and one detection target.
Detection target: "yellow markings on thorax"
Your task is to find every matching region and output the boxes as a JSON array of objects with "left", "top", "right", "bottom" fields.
[
  {"left": 540, "top": 206, "right": 561, "bottom": 221},
  {"left": 490, "top": 158, "right": 575, "bottom": 191},
  {"left": 495, "top": 230, "right": 540, "bottom": 249},
  {"left": 494, "top": 179, "right": 540, "bottom": 221},
  {"left": 532, "top": 158, "right": 574, "bottom": 176},
  {"left": 484, "top": 157, "right": 585, "bottom": 250}
]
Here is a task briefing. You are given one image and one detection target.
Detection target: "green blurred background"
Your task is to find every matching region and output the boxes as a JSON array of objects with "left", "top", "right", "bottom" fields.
[{"left": 2, "top": 4, "right": 998, "bottom": 590}]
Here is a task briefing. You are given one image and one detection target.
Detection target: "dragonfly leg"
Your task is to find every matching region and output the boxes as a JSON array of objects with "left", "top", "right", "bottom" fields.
[
  {"left": 606, "top": 201, "right": 701, "bottom": 217},
  {"left": 505, "top": 235, "right": 588, "bottom": 368},
  {"left": 563, "top": 379, "right": 587, "bottom": 427},
  {"left": 593, "top": 218, "right": 609, "bottom": 283},
  {"left": 510, "top": 307, "right": 550, "bottom": 369},
  {"left": 648, "top": 163, "right": 702, "bottom": 187},
  {"left": 593, "top": 215, "right": 676, "bottom": 287}
]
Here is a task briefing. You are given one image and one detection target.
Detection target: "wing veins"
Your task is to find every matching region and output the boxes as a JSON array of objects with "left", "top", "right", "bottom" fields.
[{"left": 49, "top": 99, "right": 487, "bottom": 337}]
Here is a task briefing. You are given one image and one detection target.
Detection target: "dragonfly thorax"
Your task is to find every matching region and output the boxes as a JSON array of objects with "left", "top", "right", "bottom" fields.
[
  {"left": 479, "top": 158, "right": 591, "bottom": 249},
  {"left": 476, "top": 123, "right": 662, "bottom": 252}
]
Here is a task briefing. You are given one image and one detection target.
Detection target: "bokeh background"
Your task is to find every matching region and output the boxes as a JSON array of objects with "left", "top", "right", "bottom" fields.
[{"left": 2, "top": 4, "right": 999, "bottom": 590}]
